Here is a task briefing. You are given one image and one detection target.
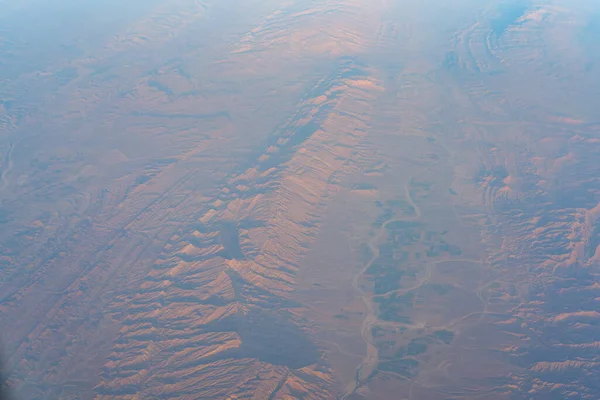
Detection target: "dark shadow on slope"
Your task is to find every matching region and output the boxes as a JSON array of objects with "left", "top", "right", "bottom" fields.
[
  {"left": 217, "top": 222, "right": 246, "bottom": 260},
  {"left": 490, "top": 1, "right": 530, "bottom": 36},
  {"left": 204, "top": 309, "right": 320, "bottom": 369}
]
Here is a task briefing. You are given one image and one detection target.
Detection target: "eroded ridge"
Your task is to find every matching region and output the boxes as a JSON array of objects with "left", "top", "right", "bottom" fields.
[
  {"left": 442, "top": 3, "right": 600, "bottom": 398},
  {"left": 0, "top": 0, "right": 390, "bottom": 398},
  {"left": 94, "top": 61, "right": 384, "bottom": 398}
]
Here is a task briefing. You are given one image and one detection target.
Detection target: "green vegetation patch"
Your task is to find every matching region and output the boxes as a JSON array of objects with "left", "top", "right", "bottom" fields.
[
  {"left": 366, "top": 248, "right": 414, "bottom": 295},
  {"left": 374, "top": 292, "right": 414, "bottom": 322},
  {"left": 373, "top": 208, "right": 394, "bottom": 228},
  {"left": 385, "top": 198, "right": 417, "bottom": 216},
  {"left": 426, "top": 241, "right": 462, "bottom": 257},
  {"left": 426, "top": 283, "right": 453, "bottom": 296},
  {"left": 378, "top": 358, "right": 419, "bottom": 378},
  {"left": 367, "top": 260, "right": 403, "bottom": 295},
  {"left": 396, "top": 339, "right": 429, "bottom": 357},
  {"left": 432, "top": 329, "right": 454, "bottom": 344},
  {"left": 372, "top": 325, "right": 385, "bottom": 337}
]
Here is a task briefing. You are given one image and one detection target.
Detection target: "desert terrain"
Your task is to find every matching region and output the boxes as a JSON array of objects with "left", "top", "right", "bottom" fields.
[{"left": 1, "top": 0, "right": 600, "bottom": 399}]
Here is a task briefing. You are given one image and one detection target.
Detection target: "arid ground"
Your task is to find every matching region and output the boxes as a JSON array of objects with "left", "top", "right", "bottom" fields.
[{"left": 1, "top": 0, "right": 600, "bottom": 399}]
